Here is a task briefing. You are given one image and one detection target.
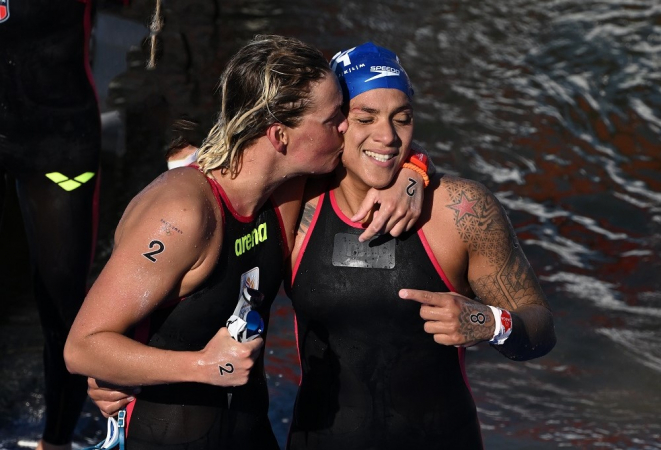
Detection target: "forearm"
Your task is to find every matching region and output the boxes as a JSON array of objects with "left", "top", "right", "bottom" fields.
[
  {"left": 64, "top": 332, "right": 200, "bottom": 387},
  {"left": 492, "top": 304, "right": 556, "bottom": 361}
]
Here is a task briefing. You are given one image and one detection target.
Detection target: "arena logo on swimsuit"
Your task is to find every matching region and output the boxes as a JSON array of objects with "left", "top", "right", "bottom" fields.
[
  {"left": 235, "top": 223, "right": 268, "bottom": 256},
  {"left": 0, "top": 0, "right": 9, "bottom": 23},
  {"left": 45, "top": 172, "right": 95, "bottom": 191}
]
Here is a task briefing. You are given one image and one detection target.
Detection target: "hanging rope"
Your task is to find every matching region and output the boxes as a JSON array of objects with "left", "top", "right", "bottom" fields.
[{"left": 147, "top": 0, "right": 163, "bottom": 69}]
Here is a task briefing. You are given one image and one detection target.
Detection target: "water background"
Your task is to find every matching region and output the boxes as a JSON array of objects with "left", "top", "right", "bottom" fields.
[{"left": 1, "top": 0, "right": 660, "bottom": 448}]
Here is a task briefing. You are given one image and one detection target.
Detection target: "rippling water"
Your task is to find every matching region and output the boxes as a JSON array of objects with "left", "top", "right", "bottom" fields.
[{"left": 1, "top": 0, "right": 659, "bottom": 448}]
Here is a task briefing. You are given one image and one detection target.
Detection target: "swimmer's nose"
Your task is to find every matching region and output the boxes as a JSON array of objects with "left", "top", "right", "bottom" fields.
[{"left": 338, "top": 114, "right": 348, "bottom": 135}]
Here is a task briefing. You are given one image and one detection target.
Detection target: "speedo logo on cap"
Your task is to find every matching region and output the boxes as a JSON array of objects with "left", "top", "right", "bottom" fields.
[{"left": 365, "top": 66, "right": 401, "bottom": 82}]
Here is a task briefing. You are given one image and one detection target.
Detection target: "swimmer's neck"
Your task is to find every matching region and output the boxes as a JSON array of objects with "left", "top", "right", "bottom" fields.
[
  {"left": 332, "top": 168, "right": 372, "bottom": 219},
  {"left": 207, "top": 146, "right": 288, "bottom": 217}
]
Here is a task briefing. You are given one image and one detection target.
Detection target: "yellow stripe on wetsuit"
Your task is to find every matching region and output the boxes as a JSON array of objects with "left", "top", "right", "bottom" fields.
[{"left": 46, "top": 172, "right": 95, "bottom": 191}]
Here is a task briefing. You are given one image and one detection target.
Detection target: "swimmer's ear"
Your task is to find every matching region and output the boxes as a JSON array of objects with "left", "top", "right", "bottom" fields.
[{"left": 266, "top": 124, "right": 288, "bottom": 153}]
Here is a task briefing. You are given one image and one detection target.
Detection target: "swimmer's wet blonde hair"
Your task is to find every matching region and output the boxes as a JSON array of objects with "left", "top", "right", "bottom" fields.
[{"left": 196, "top": 35, "right": 331, "bottom": 177}]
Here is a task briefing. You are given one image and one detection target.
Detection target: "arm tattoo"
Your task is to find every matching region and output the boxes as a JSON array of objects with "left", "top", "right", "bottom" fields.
[
  {"left": 445, "top": 179, "right": 511, "bottom": 266},
  {"left": 445, "top": 178, "right": 546, "bottom": 310},
  {"left": 160, "top": 219, "right": 183, "bottom": 235},
  {"left": 297, "top": 201, "right": 317, "bottom": 237},
  {"left": 471, "top": 249, "right": 546, "bottom": 309}
]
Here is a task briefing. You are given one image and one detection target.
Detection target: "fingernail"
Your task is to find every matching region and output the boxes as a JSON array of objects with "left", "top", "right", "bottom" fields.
[
  {"left": 127, "top": 396, "right": 135, "bottom": 402},
  {"left": 399, "top": 289, "right": 408, "bottom": 298}
]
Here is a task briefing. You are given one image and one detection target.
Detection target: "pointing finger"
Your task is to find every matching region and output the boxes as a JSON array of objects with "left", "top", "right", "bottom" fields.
[{"left": 399, "top": 288, "right": 444, "bottom": 305}]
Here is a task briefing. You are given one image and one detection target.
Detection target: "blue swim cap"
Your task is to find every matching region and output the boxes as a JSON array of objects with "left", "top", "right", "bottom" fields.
[{"left": 330, "top": 42, "right": 413, "bottom": 101}]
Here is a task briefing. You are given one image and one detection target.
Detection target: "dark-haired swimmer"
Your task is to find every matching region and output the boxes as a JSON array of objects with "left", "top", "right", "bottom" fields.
[
  {"left": 284, "top": 43, "right": 556, "bottom": 449},
  {"left": 64, "top": 35, "right": 426, "bottom": 450}
]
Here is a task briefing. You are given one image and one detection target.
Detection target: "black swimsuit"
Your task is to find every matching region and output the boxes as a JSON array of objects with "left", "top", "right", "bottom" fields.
[
  {"left": 287, "top": 189, "right": 483, "bottom": 450},
  {"left": 0, "top": 0, "right": 100, "bottom": 444},
  {"left": 125, "top": 171, "right": 285, "bottom": 450}
]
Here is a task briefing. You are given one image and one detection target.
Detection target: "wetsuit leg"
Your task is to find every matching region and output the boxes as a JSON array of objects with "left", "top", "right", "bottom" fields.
[
  {"left": 12, "top": 88, "right": 101, "bottom": 445},
  {"left": 0, "top": 0, "right": 101, "bottom": 444},
  {"left": 16, "top": 164, "right": 99, "bottom": 444}
]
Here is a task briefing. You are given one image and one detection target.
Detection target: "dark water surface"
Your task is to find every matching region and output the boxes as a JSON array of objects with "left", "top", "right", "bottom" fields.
[{"left": 1, "top": 0, "right": 660, "bottom": 449}]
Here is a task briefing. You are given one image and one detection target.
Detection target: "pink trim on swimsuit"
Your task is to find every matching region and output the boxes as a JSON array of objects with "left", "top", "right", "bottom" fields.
[
  {"left": 211, "top": 179, "right": 254, "bottom": 223},
  {"left": 290, "top": 192, "right": 326, "bottom": 287},
  {"left": 271, "top": 198, "right": 290, "bottom": 261},
  {"left": 416, "top": 228, "right": 456, "bottom": 292},
  {"left": 417, "top": 227, "right": 478, "bottom": 436},
  {"left": 329, "top": 189, "right": 368, "bottom": 229},
  {"left": 189, "top": 164, "right": 253, "bottom": 223},
  {"left": 293, "top": 313, "right": 303, "bottom": 387},
  {"left": 125, "top": 399, "right": 135, "bottom": 436},
  {"left": 81, "top": 0, "right": 99, "bottom": 105}
]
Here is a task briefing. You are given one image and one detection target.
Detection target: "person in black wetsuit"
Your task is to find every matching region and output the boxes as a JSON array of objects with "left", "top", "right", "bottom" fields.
[
  {"left": 64, "top": 35, "right": 424, "bottom": 449},
  {"left": 0, "top": 1, "right": 100, "bottom": 449},
  {"left": 285, "top": 43, "right": 556, "bottom": 449}
]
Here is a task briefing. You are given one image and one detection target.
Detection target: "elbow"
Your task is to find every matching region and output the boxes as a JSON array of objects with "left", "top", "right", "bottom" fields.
[
  {"left": 521, "top": 331, "right": 556, "bottom": 361},
  {"left": 503, "top": 338, "right": 555, "bottom": 362},
  {"left": 63, "top": 335, "right": 87, "bottom": 376},
  {"left": 547, "top": 327, "right": 557, "bottom": 353},
  {"left": 532, "top": 313, "right": 558, "bottom": 359},
  {"left": 499, "top": 314, "right": 557, "bottom": 361}
]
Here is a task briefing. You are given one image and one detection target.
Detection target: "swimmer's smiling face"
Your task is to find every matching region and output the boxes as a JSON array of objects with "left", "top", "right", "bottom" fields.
[{"left": 340, "top": 88, "right": 414, "bottom": 190}]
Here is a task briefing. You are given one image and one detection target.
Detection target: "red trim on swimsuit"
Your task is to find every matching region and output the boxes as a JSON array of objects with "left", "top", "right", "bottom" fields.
[
  {"left": 81, "top": 0, "right": 99, "bottom": 105},
  {"left": 125, "top": 399, "right": 136, "bottom": 436},
  {"left": 271, "top": 198, "right": 290, "bottom": 261},
  {"left": 293, "top": 314, "right": 303, "bottom": 387},
  {"left": 290, "top": 193, "right": 327, "bottom": 389},
  {"left": 329, "top": 189, "right": 368, "bottom": 229},
  {"left": 417, "top": 227, "right": 477, "bottom": 426},
  {"left": 290, "top": 192, "right": 326, "bottom": 287},
  {"left": 416, "top": 228, "right": 456, "bottom": 292},
  {"left": 213, "top": 180, "right": 254, "bottom": 223}
]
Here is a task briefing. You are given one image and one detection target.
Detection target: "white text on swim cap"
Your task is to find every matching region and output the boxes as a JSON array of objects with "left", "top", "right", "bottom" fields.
[
  {"left": 364, "top": 66, "right": 401, "bottom": 82},
  {"left": 342, "top": 63, "right": 366, "bottom": 75}
]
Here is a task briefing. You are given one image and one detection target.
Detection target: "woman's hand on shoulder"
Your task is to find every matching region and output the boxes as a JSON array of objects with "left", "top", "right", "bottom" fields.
[{"left": 352, "top": 167, "right": 425, "bottom": 242}]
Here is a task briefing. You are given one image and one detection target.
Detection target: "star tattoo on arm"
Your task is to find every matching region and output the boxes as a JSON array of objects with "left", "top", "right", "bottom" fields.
[{"left": 448, "top": 193, "right": 478, "bottom": 223}]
